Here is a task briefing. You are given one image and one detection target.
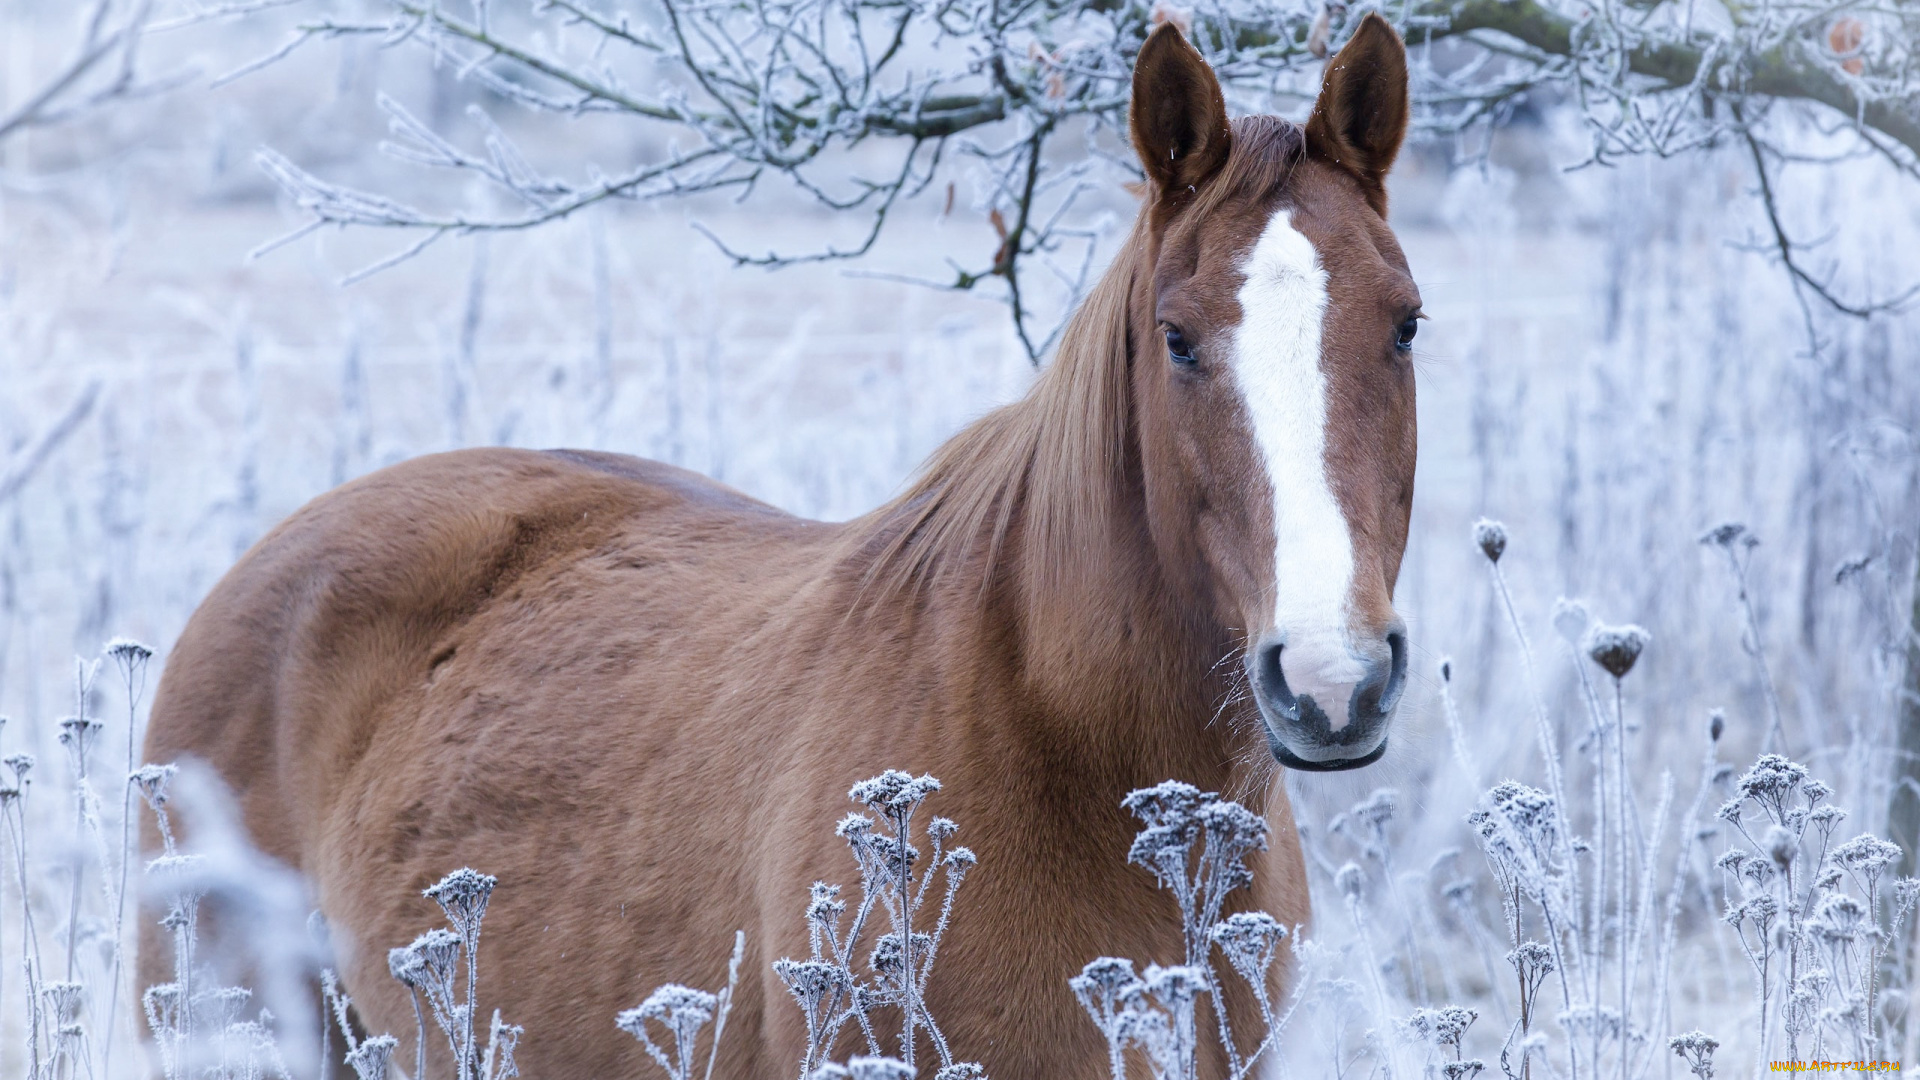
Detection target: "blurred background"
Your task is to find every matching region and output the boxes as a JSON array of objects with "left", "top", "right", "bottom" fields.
[{"left": 3, "top": 0, "right": 1919, "bottom": 1075}]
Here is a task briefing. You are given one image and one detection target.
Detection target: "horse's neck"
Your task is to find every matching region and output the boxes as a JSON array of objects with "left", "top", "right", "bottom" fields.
[{"left": 979, "top": 417, "right": 1261, "bottom": 799}]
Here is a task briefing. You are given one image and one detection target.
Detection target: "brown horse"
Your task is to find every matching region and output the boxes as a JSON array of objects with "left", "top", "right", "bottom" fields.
[{"left": 143, "top": 17, "right": 1419, "bottom": 1080}]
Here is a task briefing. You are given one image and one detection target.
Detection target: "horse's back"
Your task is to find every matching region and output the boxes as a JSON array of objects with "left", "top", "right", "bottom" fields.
[{"left": 145, "top": 447, "right": 789, "bottom": 873}]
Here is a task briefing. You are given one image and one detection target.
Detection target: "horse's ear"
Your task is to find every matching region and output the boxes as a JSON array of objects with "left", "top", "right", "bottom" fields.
[
  {"left": 1130, "top": 23, "right": 1232, "bottom": 199},
  {"left": 1305, "top": 13, "right": 1408, "bottom": 215}
]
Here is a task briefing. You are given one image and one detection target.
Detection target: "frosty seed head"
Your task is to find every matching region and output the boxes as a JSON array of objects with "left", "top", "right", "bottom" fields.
[
  {"left": 774, "top": 958, "right": 847, "bottom": 1010},
  {"left": 407, "top": 928, "right": 461, "bottom": 995},
  {"left": 1197, "top": 799, "right": 1269, "bottom": 853},
  {"left": 1211, "top": 911, "right": 1286, "bottom": 956},
  {"left": 1073, "top": 956, "right": 1139, "bottom": 996},
  {"left": 345, "top": 1033, "right": 399, "bottom": 1080},
  {"left": 1121, "top": 781, "right": 1206, "bottom": 827},
  {"left": 424, "top": 867, "right": 497, "bottom": 932},
  {"left": 1472, "top": 519, "right": 1507, "bottom": 563},
  {"left": 1335, "top": 862, "right": 1366, "bottom": 902},
  {"left": 1142, "top": 964, "right": 1207, "bottom": 1007},
  {"left": 1807, "top": 896, "right": 1866, "bottom": 947},
  {"left": 1584, "top": 623, "right": 1650, "bottom": 679},
  {"left": 807, "top": 882, "right": 847, "bottom": 926},
  {"left": 635, "top": 983, "right": 718, "bottom": 1026},
  {"left": 58, "top": 715, "right": 102, "bottom": 751},
  {"left": 835, "top": 813, "right": 875, "bottom": 841},
  {"left": 849, "top": 771, "right": 941, "bottom": 813},
  {"left": 1669, "top": 1030, "right": 1719, "bottom": 1080},
  {"left": 105, "top": 637, "right": 154, "bottom": 664},
  {"left": 933, "top": 1065, "right": 986, "bottom": 1080},
  {"left": 1405, "top": 1005, "right": 1477, "bottom": 1048},
  {"left": 1468, "top": 782, "right": 1560, "bottom": 878},
  {"left": 1698, "top": 522, "right": 1749, "bottom": 548},
  {"left": 1349, "top": 788, "right": 1397, "bottom": 831},
  {"left": 388, "top": 945, "right": 425, "bottom": 987},
  {"left": 1708, "top": 709, "right": 1724, "bottom": 742},
  {"left": 868, "top": 931, "right": 934, "bottom": 979},
  {"left": 43, "top": 982, "right": 86, "bottom": 1025},
  {"left": 1832, "top": 834, "right": 1901, "bottom": 877},
  {"left": 1552, "top": 598, "right": 1590, "bottom": 645},
  {"left": 1736, "top": 754, "right": 1810, "bottom": 819},
  {"left": 1443, "top": 1062, "right": 1486, "bottom": 1080},
  {"left": 1738, "top": 856, "right": 1777, "bottom": 893},
  {"left": 1506, "top": 942, "right": 1554, "bottom": 976},
  {"left": 1128, "top": 820, "right": 1201, "bottom": 875},
  {"left": 131, "top": 763, "right": 178, "bottom": 809},
  {"left": 844, "top": 1056, "right": 916, "bottom": 1080}
]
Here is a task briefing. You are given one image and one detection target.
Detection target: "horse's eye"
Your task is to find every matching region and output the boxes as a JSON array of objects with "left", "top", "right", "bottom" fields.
[
  {"left": 1165, "top": 326, "right": 1196, "bottom": 365},
  {"left": 1395, "top": 316, "right": 1419, "bottom": 351}
]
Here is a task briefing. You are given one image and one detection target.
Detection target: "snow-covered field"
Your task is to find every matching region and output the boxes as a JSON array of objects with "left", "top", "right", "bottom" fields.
[{"left": 3, "top": 3, "right": 1919, "bottom": 1077}]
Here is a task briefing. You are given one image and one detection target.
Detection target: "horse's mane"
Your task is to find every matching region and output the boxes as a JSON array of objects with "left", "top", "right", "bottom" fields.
[{"left": 861, "top": 116, "right": 1306, "bottom": 607}]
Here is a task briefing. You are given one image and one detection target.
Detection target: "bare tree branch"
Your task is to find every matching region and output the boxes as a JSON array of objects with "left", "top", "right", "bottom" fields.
[
  {"left": 0, "top": 1, "right": 167, "bottom": 145},
  {"left": 0, "top": 381, "right": 103, "bottom": 508},
  {"left": 231, "top": 0, "right": 1920, "bottom": 358}
]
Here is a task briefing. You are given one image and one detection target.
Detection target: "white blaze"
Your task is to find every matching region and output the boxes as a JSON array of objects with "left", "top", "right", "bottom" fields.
[{"left": 1230, "top": 207, "right": 1366, "bottom": 731}]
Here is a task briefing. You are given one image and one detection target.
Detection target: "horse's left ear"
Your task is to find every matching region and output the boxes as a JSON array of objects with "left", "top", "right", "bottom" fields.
[
  {"left": 1305, "top": 13, "right": 1409, "bottom": 216},
  {"left": 1130, "top": 23, "right": 1232, "bottom": 199}
]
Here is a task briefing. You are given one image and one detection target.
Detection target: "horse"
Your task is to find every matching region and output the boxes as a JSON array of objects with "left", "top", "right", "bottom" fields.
[{"left": 142, "top": 16, "right": 1419, "bottom": 1079}]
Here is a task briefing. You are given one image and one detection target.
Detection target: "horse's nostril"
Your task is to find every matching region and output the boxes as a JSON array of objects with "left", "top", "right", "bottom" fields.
[
  {"left": 1381, "top": 630, "right": 1407, "bottom": 713},
  {"left": 1255, "top": 640, "right": 1296, "bottom": 715},
  {"left": 1353, "top": 631, "right": 1409, "bottom": 720}
]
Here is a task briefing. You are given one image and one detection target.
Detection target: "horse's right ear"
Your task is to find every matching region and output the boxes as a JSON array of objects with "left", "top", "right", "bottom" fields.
[{"left": 1130, "top": 24, "right": 1232, "bottom": 199}]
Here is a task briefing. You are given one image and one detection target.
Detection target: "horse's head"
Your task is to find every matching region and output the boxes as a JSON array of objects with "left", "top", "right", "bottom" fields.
[{"left": 1128, "top": 17, "right": 1417, "bottom": 771}]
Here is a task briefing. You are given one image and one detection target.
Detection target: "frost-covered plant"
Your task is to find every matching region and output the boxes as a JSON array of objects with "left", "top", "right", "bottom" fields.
[
  {"left": 618, "top": 985, "right": 721, "bottom": 1080},
  {"left": 1406, "top": 1005, "right": 1484, "bottom": 1080},
  {"left": 1071, "top": 781, "right": 1302, "bottom": 1080},
  {"left": 354, "top": 868, "right": 521, "bottom": 1080},
  {"left": 1667, "top": 1030, "right": 1717, "bottom": 1079},
  {"left": 759, "top": 771, "right": 980, "bottom": 1079},
  {"left": 1711, "top": 753, "right": 1919, "bottom": 1062},
  {"left": 616, "top": 771, "right": 979, "bottom": 1079},
  {"left": 134, "top": 758, "right": 294, "bottom": 1080},
  {"left": 616, "top": 935, "right": 743, "bottom": 1080},
  {"left": 1450, "top": 522, "right": 1755, "bottom": 1080}
]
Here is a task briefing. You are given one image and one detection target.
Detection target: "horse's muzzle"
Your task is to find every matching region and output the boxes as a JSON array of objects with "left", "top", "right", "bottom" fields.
[{"left": 1248, "top": 629, "right": 1406, "bottom": 771}]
